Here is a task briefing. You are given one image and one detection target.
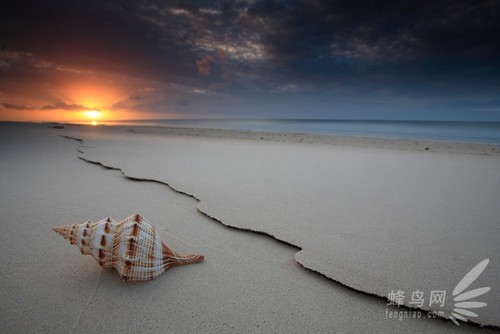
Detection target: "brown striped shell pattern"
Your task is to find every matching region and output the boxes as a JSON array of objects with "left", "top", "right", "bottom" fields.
[{"left": 52, "top": 214, "right": 204, "bottom": 282}]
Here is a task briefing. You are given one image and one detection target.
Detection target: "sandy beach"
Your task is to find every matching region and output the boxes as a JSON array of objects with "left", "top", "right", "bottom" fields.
[{"left": 1, "top": 122, "right": 499, "bottom": 333}]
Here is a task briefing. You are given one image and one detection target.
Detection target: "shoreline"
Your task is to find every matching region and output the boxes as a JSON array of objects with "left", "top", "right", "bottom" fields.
[
  {"left": 120, "top": 124, "right": 500, "bottom": 155},
  {"left": 4, "top": 121, "right": 498, "bottom": 156}
]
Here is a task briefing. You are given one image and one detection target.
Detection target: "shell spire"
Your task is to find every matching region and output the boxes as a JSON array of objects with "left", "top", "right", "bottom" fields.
[
  {"left": 52, "top": 214, "right": 204, "bottom": 282},
  {"left": 51, "top": 226, "right": 65, "bottom": 236}
]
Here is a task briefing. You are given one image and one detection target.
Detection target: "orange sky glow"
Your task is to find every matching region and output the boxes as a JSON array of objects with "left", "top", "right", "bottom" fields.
[
  {"left": 0, "top": 72, "right": 176, "bottom": 123},
  {"left": 0, "top": 47, "right": 187, "bottom": 123}
]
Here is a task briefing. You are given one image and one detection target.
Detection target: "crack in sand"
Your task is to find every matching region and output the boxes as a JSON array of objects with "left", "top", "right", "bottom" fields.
[
  {"left": 71, "top": 268, "right": 102, "bottom": 333},
  {"left": 60, "top": 135, "right": 498, "bottom": 330}
]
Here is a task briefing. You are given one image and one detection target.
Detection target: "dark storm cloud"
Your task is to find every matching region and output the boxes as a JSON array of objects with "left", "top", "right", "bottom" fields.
[
  {"left": 1, "top": 0, "right": 499, "bottom": 119},
  {"left": 244, "top": 1, "right": 500, "bottom": 86},
  {"left": 3, "top": 1, "right": 499, "bottom": 85}
]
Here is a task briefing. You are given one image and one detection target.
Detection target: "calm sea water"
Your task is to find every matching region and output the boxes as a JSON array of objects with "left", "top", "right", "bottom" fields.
[{"left": 101, "top": 119, "right": 500, "bottom": 144}]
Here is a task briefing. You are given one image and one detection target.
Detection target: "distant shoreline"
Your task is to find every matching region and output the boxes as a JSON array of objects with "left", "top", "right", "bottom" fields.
[
  {"left": 18, "top": 118, "right": 500, "bottom": 145},
  {"left": 2, "top": 121, "right": 499, "bottom": 156}
]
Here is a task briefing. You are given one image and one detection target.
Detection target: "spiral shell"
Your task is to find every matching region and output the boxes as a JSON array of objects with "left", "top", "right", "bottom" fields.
[{"left": 52, "top": 214, "right": 204, "bottom": 282}]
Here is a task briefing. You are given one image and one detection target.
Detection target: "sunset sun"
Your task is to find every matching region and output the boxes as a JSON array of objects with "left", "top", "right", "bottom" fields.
[
  {"left": 84, "top": 110, "right": 101, "bottom": 119},
  {"left": 83, "top": 110, "right": 102, "bottom": 125}
]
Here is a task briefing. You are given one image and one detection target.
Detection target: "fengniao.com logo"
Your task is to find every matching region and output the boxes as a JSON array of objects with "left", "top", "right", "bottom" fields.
[{"left": 385, "top": 259, "right": 491, "bottom": 326}]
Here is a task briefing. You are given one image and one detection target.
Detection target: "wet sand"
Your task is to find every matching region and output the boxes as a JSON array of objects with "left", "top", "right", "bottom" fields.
[{"left": 0, "top": 122, "right": 498, "bottom": 333}]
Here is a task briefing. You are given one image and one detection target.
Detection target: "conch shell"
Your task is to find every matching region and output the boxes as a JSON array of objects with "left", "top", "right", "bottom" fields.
[{"left": 52, "top": 214, "right": 204, "bottom": 282}]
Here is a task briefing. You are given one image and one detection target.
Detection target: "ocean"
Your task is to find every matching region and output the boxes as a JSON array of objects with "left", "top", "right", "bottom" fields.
[{"left": 99, "top": 119, "right": 500, "bottom": 144}]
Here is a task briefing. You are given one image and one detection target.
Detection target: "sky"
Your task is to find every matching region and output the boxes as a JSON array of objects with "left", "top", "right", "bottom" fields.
[{"left": 1, "top": 0, "right": 499, "bottom": 122}]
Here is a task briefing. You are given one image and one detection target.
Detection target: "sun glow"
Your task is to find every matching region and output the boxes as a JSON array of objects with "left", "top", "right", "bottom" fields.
[
  {"left": 84, "top": 110, "right": 102, "bottom": 119},
  {"left": 83, "top": 110, "right": 103, "bottom": 125}
]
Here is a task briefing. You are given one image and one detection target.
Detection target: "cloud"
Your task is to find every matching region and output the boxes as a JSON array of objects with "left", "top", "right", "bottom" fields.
[
  {"left": 1, "top": 101, "right": 92, "bottom": 111},
  {"left": 196, "top": 55, "right": 215, "bottom": 76},
  {"left": 129, "top": 95, "right": 144, "bottom": 101},
  {"left": 5, "top": 0, "right": 498, "bottom": 93},
  {"left": 0, "top": 51, "right": 32, "bottom": 69},
  {"left": 40, "top": 102, "right": 92, "bottom": 111},
  {"left": 0, "top": 49, "right": 94, "bottom": 77},
  {"left": 1, "top": 103, "right": 32, "bottom": 110}
]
